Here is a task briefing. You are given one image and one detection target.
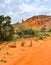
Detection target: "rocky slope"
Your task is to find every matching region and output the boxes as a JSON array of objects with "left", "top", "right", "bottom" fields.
[
  {"left": 22, "top": 15, "right": 51, "bottom": 29},
  {"left": 13, "top": 15, "right": 51, "bottom": 31}
]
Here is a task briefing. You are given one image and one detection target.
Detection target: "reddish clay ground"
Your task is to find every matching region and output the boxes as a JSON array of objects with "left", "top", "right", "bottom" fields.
[{"left": 0, "top": 37, "right": 51, "bottom": 65}]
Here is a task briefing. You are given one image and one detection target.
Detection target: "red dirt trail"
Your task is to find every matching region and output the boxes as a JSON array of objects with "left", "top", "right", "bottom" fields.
[{"left": 0, "top": 37, "right": 51, "bottom": 65}]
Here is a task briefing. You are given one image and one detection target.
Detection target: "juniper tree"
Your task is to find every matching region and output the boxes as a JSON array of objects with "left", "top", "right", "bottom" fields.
[{"left": 0, "top": 15, "right": 14, "bottom": 41}]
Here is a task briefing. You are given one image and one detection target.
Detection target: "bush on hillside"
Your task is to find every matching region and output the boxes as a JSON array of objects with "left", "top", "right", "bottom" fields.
[
  {"left": 48, "top": 29, "right": 51, "bottom": 32},
  {"left": 40, "top": 26, "right": 46, "bottom": 32},
  {"left": 16, "top": 25, "right": 35, "bottom": 37}
]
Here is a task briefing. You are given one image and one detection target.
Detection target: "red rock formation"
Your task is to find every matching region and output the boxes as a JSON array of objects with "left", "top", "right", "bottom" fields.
[{"left": 22, "top": 15, "right": 51, "bottom": 28}]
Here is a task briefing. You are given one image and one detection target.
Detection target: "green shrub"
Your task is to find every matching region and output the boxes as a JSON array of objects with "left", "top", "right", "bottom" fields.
[
  {"left": 40, "top": 26, "right": 46, "bottom": 32},
  {"left": 38, "top": 36, "right": 45, "bottom": 40},
  {"left": 48, "top": 29, "right": 51, "bottom": 32},
  {"left": 24, "top": 28, "right": 35, "bottom": 35},
  {"left": 16, "top": 25, "right": 35, "bottom": 37},
  {"left": 21, "top": 42, "right": 25, "bottom": 46}
]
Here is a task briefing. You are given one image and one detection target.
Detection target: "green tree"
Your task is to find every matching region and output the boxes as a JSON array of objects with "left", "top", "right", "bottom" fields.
[
  {"left": 0, "top": 15, "right": 14, "bottom": 41},
  {"left": 0, "top": 15, "right": 4, "bottom": 40}
]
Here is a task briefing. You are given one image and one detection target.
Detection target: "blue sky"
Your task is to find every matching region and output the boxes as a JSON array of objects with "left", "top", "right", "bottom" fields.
[{"left": 0, "top": 0, "right": 51, "bottom": 23}]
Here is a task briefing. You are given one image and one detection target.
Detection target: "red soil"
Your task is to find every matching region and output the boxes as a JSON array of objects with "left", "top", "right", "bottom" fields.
[{"left": 0, "top": 37, "right": 51, "bottom": 65}]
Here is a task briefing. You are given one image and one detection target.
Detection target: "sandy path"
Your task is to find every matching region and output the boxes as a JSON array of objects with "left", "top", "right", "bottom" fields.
[
  {"left": 0, "top": 37, "right": 51, "bottom": 65},
  {"left": 15, "top": 38, "right": 51, "bottom": 65}
]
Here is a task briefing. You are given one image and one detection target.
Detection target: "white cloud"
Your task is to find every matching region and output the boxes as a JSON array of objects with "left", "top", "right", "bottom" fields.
[
  {"left": 19, "top": 0, "right": 51, "bottom": 15},
  {"left": 19, "top": 3, "right": 34, "bottom": 13},
  {"left": 24, "top": 0, "right": 32, "bottom": 3},
  {"left": 0, "top": 0, "right": 51, "bottom": 23},
  {"left": 8, "top": 11, "right": 13, "bottom": 15},
  {"left": 4, "top": 0, "right": 12, "bottom": 4},
  {"left": 0, "top": 3, "right": 6, "bottom": 8},
  {"left": 6, "top": 0, "right": 51, "bottom": 23},
  {"left": 43, "top": 0, "right": 49, "bottom": 2},
  {"left": 19, "top": 3, "right": 44, "bottom": 13}
]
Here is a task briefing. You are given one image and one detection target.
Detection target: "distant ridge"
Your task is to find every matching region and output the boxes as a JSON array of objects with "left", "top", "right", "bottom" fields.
[
  {"left": 22, "top": 15, "right": 51, "bottom": 28},
  {"left": 13, "top": 15, "right": 51, "bottom": 31}
]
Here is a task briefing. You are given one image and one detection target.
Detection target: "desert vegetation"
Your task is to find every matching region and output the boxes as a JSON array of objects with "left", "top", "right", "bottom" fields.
[
  {"left": 0, "top": 15, "right": 14, "bottom": 42},
  {"left": 16, "top": 24, "right": 51, "bottom": 40},
  {"left": 0, "top": 15, "right": 51, "bottom": 65},
  {"left": 0, "top": 15, "right": 51, "bottom": 43}
]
